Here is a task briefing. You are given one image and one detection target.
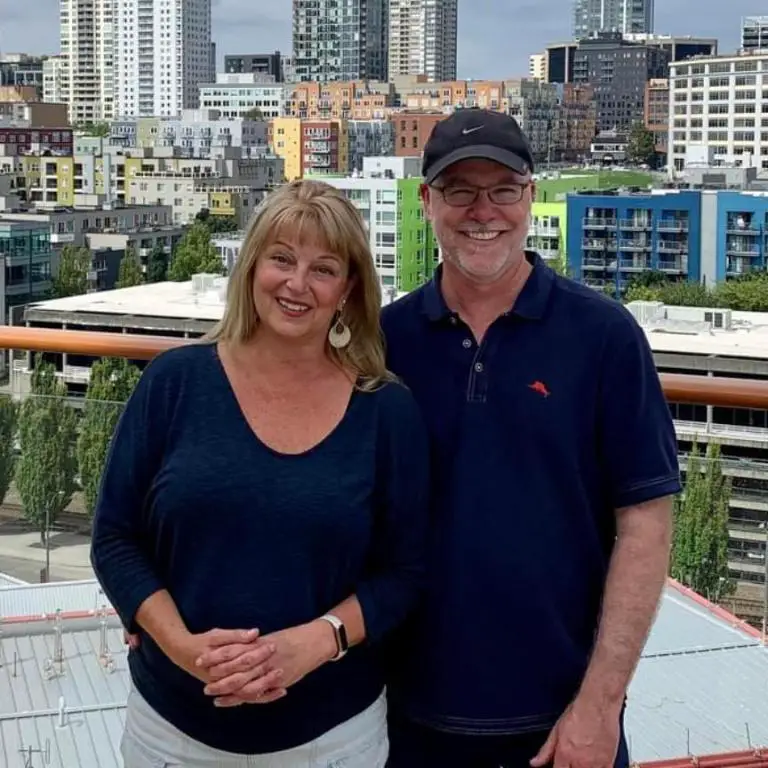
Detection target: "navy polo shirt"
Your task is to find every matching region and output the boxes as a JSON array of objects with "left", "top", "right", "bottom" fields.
[{"left": 381, "top": 253, "right": 681, "bottom": 735}]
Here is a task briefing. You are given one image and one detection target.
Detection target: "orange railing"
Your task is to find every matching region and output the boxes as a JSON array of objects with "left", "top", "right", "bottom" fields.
[{"left": 1, "top": 326, "right": 768, "bottom": 409}]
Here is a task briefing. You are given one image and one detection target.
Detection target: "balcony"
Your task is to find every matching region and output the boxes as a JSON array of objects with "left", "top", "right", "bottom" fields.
[
  {"left": 618, "top": 219, "right": 652, "bottom": 231},
  {"left": 582, "top": 217, "right": 617, "bottom": 228},
  {"left": 657, "top": 221, "right": 689, "bottom": 233}
]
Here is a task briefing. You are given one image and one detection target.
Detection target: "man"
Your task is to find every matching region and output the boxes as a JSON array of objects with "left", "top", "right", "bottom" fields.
[{"left": 381, "top": 108, "right": 680, "bottom": 768}]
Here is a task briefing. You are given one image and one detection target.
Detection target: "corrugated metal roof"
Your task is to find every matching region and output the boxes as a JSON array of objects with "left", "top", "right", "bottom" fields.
[
  {"left": 0, "top": 580, "right": 112, "bottom": 619},
  {"left": 0, "top": 573, "right": 27, "bottom": 587},
  {"left": 625, "top": 583, "right": 768, "bottom": 763},
  {"left": 0, "top": 618, "right": 129, "bottom": 768}
]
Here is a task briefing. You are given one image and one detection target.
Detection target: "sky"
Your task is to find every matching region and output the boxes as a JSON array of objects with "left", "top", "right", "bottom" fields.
[{"left": 0, "top": 0, "right": 760, "bottom": 80}]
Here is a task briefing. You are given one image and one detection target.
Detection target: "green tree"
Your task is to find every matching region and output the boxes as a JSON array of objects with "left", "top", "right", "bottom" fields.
[
  {"left": 116, "top": 246, "right": 144, "bottom": 288},
  {"left": 670, "top": 441, "right": 734, "bottom": 601},
  {"left": 53, "top": 244, "right": 91, "bottom": 298},
  {"left": 168, "top": 221, "right": 224, "bottom": 281},
  {"left": 712, "top": 270, "right": 768, "bottom": 312},
  {"left": 146, "top": 244, "right": 169, "bottom": 283},
  {"left": 0, "top": 396, "right": 18, "bottom": 506},
  {"left": 195, "top": 209, "right": 239, "bottom": 233},
  {"left": 627, "top": 122, "right": 657, "bottom": 166},
  {"left": 77, "top": 358, "right": 141, "bottom": 518},
  {"left": 243, "top": 107, "right": 264, "bottom": 121},
  {"left": 15, "top": 358, "right": 77, "bottom": 544}
]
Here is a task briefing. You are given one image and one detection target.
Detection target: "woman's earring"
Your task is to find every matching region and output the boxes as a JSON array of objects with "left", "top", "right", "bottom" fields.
[{"left": 328, "top": 301, "right": 351, "bottom": 349}]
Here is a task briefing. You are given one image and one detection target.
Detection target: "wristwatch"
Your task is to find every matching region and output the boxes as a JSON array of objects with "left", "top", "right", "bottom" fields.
[{"left": 319, "top": 614, "right": 348, "bottom": 661}]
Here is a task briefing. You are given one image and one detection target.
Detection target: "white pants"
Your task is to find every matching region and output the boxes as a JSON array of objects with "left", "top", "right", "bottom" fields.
[{"left": 121, "top": 685, "right": 389, "bottom": 768}]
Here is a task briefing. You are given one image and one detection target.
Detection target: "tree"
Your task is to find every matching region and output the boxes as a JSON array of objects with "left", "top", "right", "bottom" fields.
[
  {"left": 168, "top": 221, "right": 224, "bottom": 281},
  {"left": 0, "top": 397, "right": 18, "bottom": 507},
  {"left": 670, "top": 441, "right": 734, "bottom": 601},
  {"left": 195, "top": 209, "right": 239, "bottom": 233},
  {"left": 146, "top": 244, "right": 169, "bottom": 283},
  {"left": 116, "top": 246, "right": 144, "bottom": 288},
  {"left": 53, "top": 244, "right": 91, "bottom": 298},
  {"left": 712, "top": 270, "right": 768, "bottom": 312},
  {"left": 15, "top": 358, "right": 77, "bottom": 544},
  {"left": 627, "top": 122, "right": 657, "bottom": 167},
  {"left": 243, "top": 107, "right": 264, "bottom": 121},
  {"left": 77, "top": 358, "right": 141, "bottom": 518}
]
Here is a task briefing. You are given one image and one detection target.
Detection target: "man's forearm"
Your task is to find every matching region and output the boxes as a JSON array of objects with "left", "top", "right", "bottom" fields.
[{"left": 578, "top": 496, "right": 673, "bottom": 708}]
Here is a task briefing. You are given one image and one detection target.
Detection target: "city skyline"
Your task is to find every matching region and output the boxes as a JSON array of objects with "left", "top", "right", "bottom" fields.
[{"left": 0, "top": 0, "right": 760, "bottom": 80}]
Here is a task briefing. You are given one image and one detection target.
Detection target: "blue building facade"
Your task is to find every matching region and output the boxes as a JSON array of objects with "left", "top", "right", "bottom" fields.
[
  {"left": 715, "top": 192, "right": 768, "bottom": 283},
  {"left": 566, "top": 191, "right": 703, "bottom": 296},
  {"left": 0, "top": 221, "right": 53, "bottom": 315}
]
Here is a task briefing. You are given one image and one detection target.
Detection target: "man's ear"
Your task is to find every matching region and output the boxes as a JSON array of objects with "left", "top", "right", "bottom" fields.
[{"left": 420, "top": 183, "right": 433, "bottom": 221}]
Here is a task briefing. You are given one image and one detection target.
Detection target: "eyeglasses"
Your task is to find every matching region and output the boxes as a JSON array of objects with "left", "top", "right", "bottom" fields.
[{"left": 431, "top": 182, "right": 531, "bottom": 208}]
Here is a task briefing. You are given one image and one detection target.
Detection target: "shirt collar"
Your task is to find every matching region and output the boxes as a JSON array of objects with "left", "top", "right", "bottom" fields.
[{"left": 420, "top": 251, "right": 556, "bottom": 323}]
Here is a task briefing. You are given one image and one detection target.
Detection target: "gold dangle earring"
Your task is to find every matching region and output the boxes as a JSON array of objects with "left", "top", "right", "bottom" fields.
[{"left": 328, "top": 299, "right": 351, "bottom": 349}]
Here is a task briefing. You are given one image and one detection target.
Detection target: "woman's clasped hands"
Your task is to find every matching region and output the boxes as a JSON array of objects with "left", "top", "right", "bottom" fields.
[{"left": 194, "top": 620, "right": 339, "bottom": 708}]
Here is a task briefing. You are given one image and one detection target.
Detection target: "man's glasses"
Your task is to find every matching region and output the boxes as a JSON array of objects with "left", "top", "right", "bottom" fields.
[{"left": 431, "top": 182, "right": 531, "bottom": 207}]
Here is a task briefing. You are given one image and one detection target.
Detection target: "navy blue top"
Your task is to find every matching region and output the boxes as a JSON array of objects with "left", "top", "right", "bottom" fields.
[
  {"left": 381, "top": 253, "right": 681, "bottom": 735},
  {"left": 90, "top": 343, "right": 430, "bottom": 754}
]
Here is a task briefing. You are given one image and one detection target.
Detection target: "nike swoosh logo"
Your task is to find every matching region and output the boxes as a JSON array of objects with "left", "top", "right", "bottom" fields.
[{"left": 462, "top": 126, "right": 484, "bottom": 134}]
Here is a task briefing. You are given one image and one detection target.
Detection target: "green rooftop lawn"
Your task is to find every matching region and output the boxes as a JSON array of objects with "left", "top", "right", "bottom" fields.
[{"left": 535, "top": 169, "right": 655, "bottom": 202}]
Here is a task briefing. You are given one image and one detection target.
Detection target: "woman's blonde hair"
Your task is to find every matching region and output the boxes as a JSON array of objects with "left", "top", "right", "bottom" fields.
[{"left": 207, "top": 179, "right": 390, "bottom": 389}]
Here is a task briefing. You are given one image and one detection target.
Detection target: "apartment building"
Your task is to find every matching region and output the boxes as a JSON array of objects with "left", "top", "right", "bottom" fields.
[
  {"left": 574, "top": 32, "right": 669, "bottom": 133},
  {"left": 398, "top": 79, "right": 504, "bottom": 112},
  {"left": 292, "top": 0, "right": 388, "bottom": 82},
  {"left": 566, "top": 190, "right": 702, "bottom": 293},
  {"left": 388, "top": 0, "right": 458, "bottom": 82},
  {"left": 199, "top": 74, "right": 286, "bottom": 119},
  {"left": 573, "top": 0, "right": 654, "bottom": 38},
  {"left": 393, "top": 112, "right": 443, "bottom": 157},
  {"left": 42, "top": 56, "right": 67, "bottom": 106},
  {"left": 348, "top": 121, "right": 395, "bottom": 172},
  {"left": 528, "top": 202, "right": 567, "bottom": 264},
  {"left": 224, "top": 53, "right": 284, "bottom": 82},
  {"left": 668, "top": 50, "right": 768, "bottom": 173},
  {"left": 529, "top": 54, "right": 548, "bottom": 82},
  {"left": 115, "top": 0, "right": 212, "bottom": 117},
  {"left": 110, "top": 110, "right": 269, "bottom": 158},
  {"left": 741, "top": 17, "right": 768, "bottom": 53},
  {"left": 625, "top": 300, "right": 768, "bottom": 594},
  {"left": 285, "top": 81, "right": 394, "bottom": 120},
  {"left": 270, "top": 117, "right": 348, "bottom": 180},
  {"left": 566, "top": 188, "right": 768, "bottom": 293},
  {"left": 0, "top": 203, "right": 172, "bottom": 252},
  {"left": 0, "top": 54, "right": 46, "bottom": 97},
  {"left": 0, "top": 220, "right": 53, "bottom": 313},
  {"left": 645, "top": 78, "right": 669, "bottom": 156},
  {"left": 59, "top": 0, "right": 115, "bottom": 123}
]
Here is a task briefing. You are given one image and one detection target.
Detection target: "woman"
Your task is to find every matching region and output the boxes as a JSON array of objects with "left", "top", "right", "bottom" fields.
[{"left": 90, "top": 180, "right": 430, "bottom": 767}]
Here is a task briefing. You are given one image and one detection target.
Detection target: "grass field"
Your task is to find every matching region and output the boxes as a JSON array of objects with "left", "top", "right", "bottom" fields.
[{"left": 535, "top": 169, "right": 656, "bottom": 202}]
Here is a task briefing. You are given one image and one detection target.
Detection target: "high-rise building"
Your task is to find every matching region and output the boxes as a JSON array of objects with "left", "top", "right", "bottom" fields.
[
  {"left": 59, "top": 0, "right": 115, "bottom": 123},
  {"left": 388, "top": 0, "right": 458, "bottom": 82},
  {"left": 741, "top": 16, "right": 768, "bottom": 52},
  {"left": 114, "top": 0, "right": 212, "bottom": 117},
  {"left": 292, "top": 0, "right": 388, "bottom": 82},
  {"left": 573, "top": 0, "right": 654, "bottom": 38}
]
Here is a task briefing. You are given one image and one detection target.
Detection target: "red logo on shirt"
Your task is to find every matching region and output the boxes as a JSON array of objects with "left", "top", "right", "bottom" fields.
[{"left": 529, "top": 380, "right": 551, "bottom": 398}]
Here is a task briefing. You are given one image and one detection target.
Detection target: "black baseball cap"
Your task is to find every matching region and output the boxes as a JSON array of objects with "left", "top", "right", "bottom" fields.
[{"left": 422, "top": 108, "right": 535, "bottom": 184}]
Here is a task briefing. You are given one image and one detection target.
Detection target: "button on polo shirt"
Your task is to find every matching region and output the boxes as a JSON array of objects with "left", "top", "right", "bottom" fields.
[{"left": 381, "top": 253, "right": 681, "bottom": 735}]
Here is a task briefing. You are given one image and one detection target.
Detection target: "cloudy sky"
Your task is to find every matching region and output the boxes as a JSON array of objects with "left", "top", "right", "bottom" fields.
[{"left": 0, "top": 0, "right": 759, "bottom": 79}]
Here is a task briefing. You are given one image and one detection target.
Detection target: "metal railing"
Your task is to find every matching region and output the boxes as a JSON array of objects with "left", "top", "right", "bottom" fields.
[{"left": 1, "top": 326, "right": 768, "bottom": 410}]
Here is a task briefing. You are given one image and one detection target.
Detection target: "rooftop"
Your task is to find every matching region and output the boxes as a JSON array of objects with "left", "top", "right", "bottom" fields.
[
  {"left": 625, "top": 580, "right": 768, "bottom": 762},
  {"left": 628, "top": 302, "right": 768, "bottom": 361}
]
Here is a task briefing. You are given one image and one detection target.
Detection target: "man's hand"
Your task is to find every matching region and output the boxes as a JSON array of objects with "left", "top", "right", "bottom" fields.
[
  {"left": 198, "top": 620, "right": 338, "bottom": 707},
  {"left": 530, "top": 696, "right": 621, "bottom": 768}
]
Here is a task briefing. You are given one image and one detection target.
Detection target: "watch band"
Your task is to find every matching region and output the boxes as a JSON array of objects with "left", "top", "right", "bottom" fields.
[{"left": 319, "top": 614, "right": 348, "bottom": 661}]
